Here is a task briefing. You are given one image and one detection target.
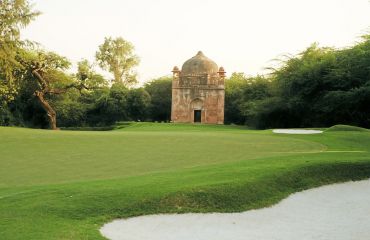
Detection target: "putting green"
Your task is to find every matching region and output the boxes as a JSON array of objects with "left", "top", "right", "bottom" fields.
[
  {"left": 0, "top": 126, "right": 325, "bottom": 187},
  {"left": 0, "top": 123, "right": 369, "bottom": 240}
]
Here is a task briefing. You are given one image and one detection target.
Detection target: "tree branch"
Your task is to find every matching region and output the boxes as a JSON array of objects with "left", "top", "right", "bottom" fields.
[{"left": 32, "top": 69, "right": 49, "bottom": 93}]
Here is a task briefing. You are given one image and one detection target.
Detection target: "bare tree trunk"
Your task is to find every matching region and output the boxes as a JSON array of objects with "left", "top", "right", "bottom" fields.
[{"left": 34, "top": 91, "right": 58, "bottom": 130}]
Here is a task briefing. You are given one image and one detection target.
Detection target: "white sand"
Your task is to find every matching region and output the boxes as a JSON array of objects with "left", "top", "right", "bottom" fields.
[
  {"left": 273, "top": 129, "right": 323, "bottom": 134},
  {"left": 100, "top": 179, "right": 370, "bottom": 240}
]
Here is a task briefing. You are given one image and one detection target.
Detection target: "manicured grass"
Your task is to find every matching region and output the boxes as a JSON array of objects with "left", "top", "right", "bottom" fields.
[
  {"left": 0, "top": 123, "right": 370, "bottom": 239},
  {"left": 326, "top": 124, "right": 369, "bottom": 132},
  {"left": 0, "top": 125, "right": 323, "bottom": 187}
]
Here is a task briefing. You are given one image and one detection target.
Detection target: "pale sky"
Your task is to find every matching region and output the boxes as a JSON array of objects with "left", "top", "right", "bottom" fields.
[{"left": 22, "top": 0, "right": 370, "bottom": 84}]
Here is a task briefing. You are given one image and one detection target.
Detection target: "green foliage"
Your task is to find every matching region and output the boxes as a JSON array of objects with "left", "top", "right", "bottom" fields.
[
  {"left": 144, "top": 76, "right": 172, "bottom": 121},
  {"left": 225, "top": 73, "right": 272, "bottom": 125},
  {"left": 126, "top": 88, "right": 151, "bottom": 121},
  {"left": 95, "top": 37, "right": 139, "bottom": 86},
  {"left": 89, "top": 84, "right": 129, "bottom": 125},
  {"left": 0, "top": 0, "right": 40, "bottom": 102},
  {"left": 76, "top": 59, "right": 108, "bottom": 90},
  {"left": 1, "top": 4, "right": 369, "bottom": 130},
  {"left": 0, "top": 103, "right": 15, "bottom": 125},
  {"left": 0, "top": 125, "right": 370, "bottom": 239},
  {"left": 53, "top": 92, "right": 87, "bottom": 127},
  {"left": 225, "top": 35, "right": 370, "bottom": 129},
  {"left": 3, "top": 50, "right": 110, "bottom": 128},
  {"left": 267, "top": 37, "right": 370, "bottom": 128},
  {"left": 224, "top": 72, "right": 248, "bottom": 124},
  {"left": 84, "top": 85, "right": 150, "bottom": 124},
  {"left": 17, "top": 49, "right": 72, "bottom": 85}
]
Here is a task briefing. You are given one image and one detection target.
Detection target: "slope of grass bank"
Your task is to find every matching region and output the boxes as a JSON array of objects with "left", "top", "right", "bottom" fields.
[
  {"left": 326, "top": 124, "right": 369, "bottom": 132},
  {"left": 0, "top": 123, "right": 369, "bottom": 239}
]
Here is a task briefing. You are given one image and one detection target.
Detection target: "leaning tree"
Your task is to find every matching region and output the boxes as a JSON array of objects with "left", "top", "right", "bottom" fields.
[{"left": 18, "top": 50, "right": 90, "bottom": 130}]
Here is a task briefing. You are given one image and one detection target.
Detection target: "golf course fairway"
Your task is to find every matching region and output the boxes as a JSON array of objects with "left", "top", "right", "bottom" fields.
[{"left": 0, "top": 123, "right": 369, "bottom": 239}]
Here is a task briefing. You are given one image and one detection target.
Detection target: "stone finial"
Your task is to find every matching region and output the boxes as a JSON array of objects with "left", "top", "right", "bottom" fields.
[
  {"left": 196, "top": 51, "right": 204, "bottom": 56},
  {"left": 172, "top": 66, "right": 180, "bottom": 78},
  {"left": 172, "top": 66, "right": 180, "bottom": 73},
  {"left": 218, "top": 66, "right": 226, "bottom": 77}
]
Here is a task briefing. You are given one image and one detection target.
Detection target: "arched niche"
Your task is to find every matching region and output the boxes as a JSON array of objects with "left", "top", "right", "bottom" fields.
[
  {"left": 191, "top": 98, "right": 203, "bottom": 110},
  {"left": 190, "top": 98, "right": 204, "bottom": 123}
]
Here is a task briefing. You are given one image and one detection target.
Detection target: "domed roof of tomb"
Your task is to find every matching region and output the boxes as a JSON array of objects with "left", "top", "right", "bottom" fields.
[{"left": 181, "top": 51, "right": 218, "bottom": 75}]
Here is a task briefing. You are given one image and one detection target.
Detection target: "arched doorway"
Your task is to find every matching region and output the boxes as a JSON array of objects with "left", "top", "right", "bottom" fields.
[
  {"left": 194, "top": 110, "right": 201, "bottom": 123},
  {"left": 191, "top": 98, "right": 203, "bottom": 123}
]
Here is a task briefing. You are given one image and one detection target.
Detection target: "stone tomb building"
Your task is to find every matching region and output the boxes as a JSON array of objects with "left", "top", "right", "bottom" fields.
[{"left": 171, "top": 51, "right": 225, "bottom": 124}]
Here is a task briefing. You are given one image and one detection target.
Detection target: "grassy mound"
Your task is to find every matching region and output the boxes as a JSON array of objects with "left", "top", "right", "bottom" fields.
[
  {"left": 0, "top": 123, "right": 369, "bottom": 239},
  {"left": 326, "top": 124, "right": 369, "bottom": 132}
]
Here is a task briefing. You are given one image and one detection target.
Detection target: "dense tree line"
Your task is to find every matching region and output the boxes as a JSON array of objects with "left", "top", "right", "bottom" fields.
[
  {"left": 1, "top": 73, "right": 172, "bottom": 128},
  {"left": 1, "top": 0, "right": 369, "bottom": 129},
  {"left": 225, "top": 38, "right": 370, "bottom": 129},
  {"left": 0, "top": 0, "right": 171, "bottom": 129}
]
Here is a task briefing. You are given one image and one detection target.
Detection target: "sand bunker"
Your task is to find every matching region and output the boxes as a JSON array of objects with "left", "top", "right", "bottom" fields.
[
  {"left": 100, "top": 179, "right": 370, "bottom": 240},
  {"left": 273, "top": 129, "right": 323, "bottom": 134}
]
